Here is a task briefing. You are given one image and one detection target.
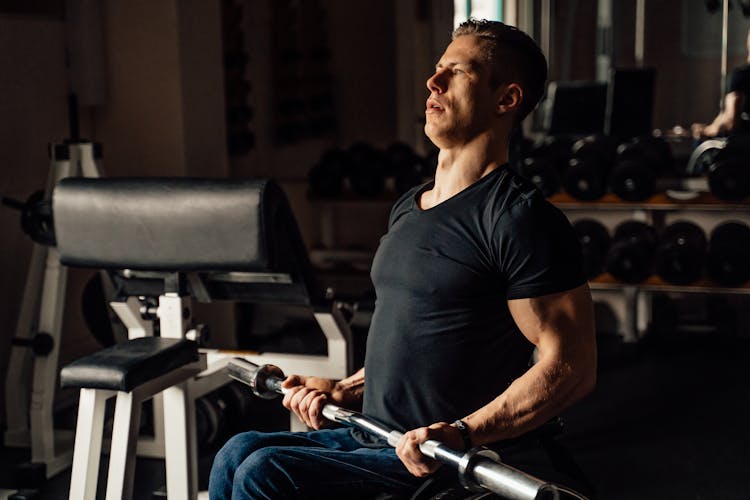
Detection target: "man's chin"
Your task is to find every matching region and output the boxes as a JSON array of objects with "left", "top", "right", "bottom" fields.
[
  {"left": 424, "top": 122, "right": 443, "bottom": 139},
  {"left": 424, "top": 124, "right": 451, "bottom": 148}
]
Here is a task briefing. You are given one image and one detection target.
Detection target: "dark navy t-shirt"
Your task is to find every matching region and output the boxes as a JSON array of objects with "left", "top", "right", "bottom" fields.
[
  {"left": 728, "top": 64, "right": 750, "bottom": 129},
  {"left": 362, "top": 166, "right": 585, "bottom": 432}
]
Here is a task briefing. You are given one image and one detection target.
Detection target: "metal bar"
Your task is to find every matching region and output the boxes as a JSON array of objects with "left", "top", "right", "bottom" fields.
[
  {"left": 635, "top": 0, "right": 645, "bottom": 66},
  {"left": 540, "top": 0, "right": 552, "bottom": 64},
  {"left": 227, "top": 359, "right": 564, "bottom": 500},
  {"left": 596, "top": 0, "right": 613, "bottom": 81},
  {"left": 721, "top": 0, "right": 729, "bottom": 109}
]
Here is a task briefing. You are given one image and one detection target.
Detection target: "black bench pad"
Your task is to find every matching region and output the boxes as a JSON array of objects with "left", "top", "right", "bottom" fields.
[{"left": 60, "top": 337, "right": 199, "bottom": 392}]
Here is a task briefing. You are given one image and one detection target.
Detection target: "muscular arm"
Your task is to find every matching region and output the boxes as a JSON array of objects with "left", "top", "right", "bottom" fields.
[
  {"left": 281, "top": 367, "right": 365, "bottom": 429},
  {"left": 693, "top": 91, "right": 744, "bottom": 138},
  {"left": 464, "top": 282, "right": 596, "bottom": 444},
  {"left": 396, "top": 282, "right": 596, "bottom": 476}
]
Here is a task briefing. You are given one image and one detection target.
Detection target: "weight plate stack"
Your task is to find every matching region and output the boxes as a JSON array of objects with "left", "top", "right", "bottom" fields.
[
  {"left": 308, "top": 148, "right": 351, "bottom": 198},
  {"left": 609, "top": 136, "right": 672, "bottom": 202},
  {"left": 573, "top": 218, "right": 611, "bottom": 279},
  {"left": 522, "top": 156, "right": 562, "bottom": 197},
  {"left": 707, "top": 221, "right": 750, "bottom": 286},
  {"left": 563, "top": 135, "right": 615, "bottom": 201},
  {"left": 605, "top": 220, "right": 658, "bottom": 283},
  {"left": 654, "top": 221, "right": 707, "bottom": 285}
]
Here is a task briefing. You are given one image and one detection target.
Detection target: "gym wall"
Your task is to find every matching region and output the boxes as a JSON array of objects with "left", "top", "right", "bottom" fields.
[
  {"left": 0, "top": 10, "right": 78, "bottom": 429},
  {"left": 0, "top": 0, "right": 410, "bottom": 426},
  {"left": 1, "top": 0, "right": 749, "bottom": 427}
]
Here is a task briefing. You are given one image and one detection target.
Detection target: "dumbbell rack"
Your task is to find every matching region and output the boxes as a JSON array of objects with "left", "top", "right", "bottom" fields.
[
  {"left": 550, "top": 191, "right": 750, "bottom": 341},
  {"left": 308, "top": 181, "right": 750, "bottom": 342}
]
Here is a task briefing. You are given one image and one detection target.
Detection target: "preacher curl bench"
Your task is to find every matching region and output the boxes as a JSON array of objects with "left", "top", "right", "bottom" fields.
[{"left": 54, "top": 177, "right": 353, "bottom": 499}]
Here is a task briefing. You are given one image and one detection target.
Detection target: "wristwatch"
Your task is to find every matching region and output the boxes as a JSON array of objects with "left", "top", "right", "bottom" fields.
[{"left": 453, "top": 419, "right": 472, "bottom": 450}]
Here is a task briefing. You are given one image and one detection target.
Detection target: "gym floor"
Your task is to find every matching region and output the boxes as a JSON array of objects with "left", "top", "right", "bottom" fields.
[{"left": 1, "top": 329, "right": 748, "bottom": 499}]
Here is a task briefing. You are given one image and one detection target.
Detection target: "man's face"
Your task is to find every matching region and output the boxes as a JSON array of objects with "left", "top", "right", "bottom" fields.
[{"left": 424, "top": 35, "right": 498, "bottom": 148}]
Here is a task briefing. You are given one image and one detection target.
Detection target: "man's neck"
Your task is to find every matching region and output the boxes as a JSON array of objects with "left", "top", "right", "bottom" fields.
[{"left": 420, "top": 132, "right": 508, "bottom": 210}]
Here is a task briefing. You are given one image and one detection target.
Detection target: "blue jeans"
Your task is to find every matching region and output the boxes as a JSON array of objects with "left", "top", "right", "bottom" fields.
[{"left": 208, "top": 427, "right": 424, "bottom": 499}]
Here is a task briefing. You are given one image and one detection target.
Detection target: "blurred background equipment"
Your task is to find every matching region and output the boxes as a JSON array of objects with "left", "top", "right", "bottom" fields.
[
  {"left": 604, "top": 68, "right": 657, "bottom": 140},
  {"left": 573, "top": 218, "right": 611, "bottom": 279},
  {"left": 563, "top": 135, "right": 617, "bottom": 201},
  {"left": 605, "top": 220, "right": 658, "bottom": 284},
  {"left": 542, "top": 81, "right": 608, "bottom": 136},
  {"left": 609, "top": 135, "right": 673, "bottom": 201},
  {"left": 706, "top": 221, "right": 750, "bottom": 286},
  {"left": 654, "top": 221, "right": 707, "bottom": 286}
]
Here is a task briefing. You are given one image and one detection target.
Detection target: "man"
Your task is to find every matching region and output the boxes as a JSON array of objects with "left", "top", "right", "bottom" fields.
[
  {"left": 209, "top": 19, "right": 596, "bottom": 499},
  {"left": 692, "top": 29, "right": 750, "bottom": 139}
]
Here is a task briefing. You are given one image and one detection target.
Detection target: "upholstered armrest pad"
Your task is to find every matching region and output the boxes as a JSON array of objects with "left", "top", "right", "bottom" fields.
[
  {"left": 60, "top": 337, "right": 199, "bottom": 392},
  {"left": 53, "top": 177, "right": 288, "bottom": 272}
]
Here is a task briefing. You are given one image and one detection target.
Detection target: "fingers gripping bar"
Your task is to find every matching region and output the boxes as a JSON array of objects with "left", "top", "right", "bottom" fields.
[{"left": 227, "top": 358, "right": 582, "bottom": 500}]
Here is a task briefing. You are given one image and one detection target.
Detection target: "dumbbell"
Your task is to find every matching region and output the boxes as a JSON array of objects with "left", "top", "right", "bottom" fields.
[
  {"left": 572, "top": 219, "right": 611, "bottom": 279},
  {"left": 609, "top": 135, "right": 673, "bottom": 201},
  {"left": 605, "top": 220, "right": 658, "bottom": 283},
  {"left": 707, "top": 136, "right": 750, "bottom": 202},
  {"left": 308, "top": 148, "right": 351, "bottom": 198},
  {"left": 684, "top": 137, "right": 750, "bottom": 201},
  {"left": 563, "top": 135, "right": 617, "bottom": 201},
  {"left": 521, "top": 135, "right": 574, "bottom": 197},
  {"left": 706, "top": 221, "right": 750, "bottom": 286},
  {"left": 521, "top": 156, "right": 560, "bottom": 198},
  {"left": 654, "top": 221, "right": 707, "bottom": 285},
  {"left": 348, "top": 143, "right": 388, "bottom": 197},
  {"left": 385, "top": 142, "right": 427, "bottom": 194}
]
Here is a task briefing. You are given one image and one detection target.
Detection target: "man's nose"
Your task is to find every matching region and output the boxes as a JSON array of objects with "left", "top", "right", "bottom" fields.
[{"left": 426, "top": 70, "right": 447, "bottom": 94}]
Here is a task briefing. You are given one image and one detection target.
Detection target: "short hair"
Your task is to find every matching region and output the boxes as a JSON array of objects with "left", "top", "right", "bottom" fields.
[{"left": 452, "top": 19, "right": 548, "bottom": 124}]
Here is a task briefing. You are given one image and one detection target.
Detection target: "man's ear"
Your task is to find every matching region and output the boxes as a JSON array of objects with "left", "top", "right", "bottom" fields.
[{"left": 496, "top": 83, "right": 523, "bottom": 116}]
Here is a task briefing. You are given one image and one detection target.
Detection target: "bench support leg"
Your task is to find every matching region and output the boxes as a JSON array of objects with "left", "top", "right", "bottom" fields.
[
  {"left": 69, "top": 388, "right": 113, "bottom": 500},
  {"left": 163, "top": 381, "right": 198, "bottom": 500},
  {"left": 105, "top": 391, "right": 142, "bottom": 500}
]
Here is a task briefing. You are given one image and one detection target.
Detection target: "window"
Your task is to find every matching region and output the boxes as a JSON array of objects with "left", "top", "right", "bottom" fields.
[{"left": 454, "top": 0, "right": 503, "bottom": 28}]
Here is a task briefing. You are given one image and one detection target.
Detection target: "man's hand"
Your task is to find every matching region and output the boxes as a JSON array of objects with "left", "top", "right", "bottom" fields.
[
  {"left": 280, "top": 368, "right": 365, "bottom": 430},
  {"left": 691, "top": 122, "right": 707, "bottom": 139},
  {"left": 281, "top": 375, "right": 337, "bottom": 429},
  {"left": 395, "top": 422, "right": 466, "bottom": 477}
]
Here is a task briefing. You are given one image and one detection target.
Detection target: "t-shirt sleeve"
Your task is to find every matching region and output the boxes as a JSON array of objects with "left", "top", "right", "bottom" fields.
[
  {"left": 494, "top": 196, "right": 586, "bottom": 300},
  {"left": 727, "top": 66, "right": 750, "bottom": 95}
]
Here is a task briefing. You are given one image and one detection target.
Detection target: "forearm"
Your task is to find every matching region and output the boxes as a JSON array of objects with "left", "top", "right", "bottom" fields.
[
  {"left": 706, "top": 92, "right": 741, "bottom": 136},
  {"left": 706, "top": 112, "right": 731, "bottom": 135},
  {"left": 463, "top": 351, "right": 595, "bottom": 446},
  {"left": 327, "top": 367, "right": 365, "bottom": 410}
]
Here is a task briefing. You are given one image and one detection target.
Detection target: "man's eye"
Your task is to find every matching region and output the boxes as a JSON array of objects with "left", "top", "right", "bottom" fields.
[{"left": 455, "top": 69, "right": 464, "bottom": 74}]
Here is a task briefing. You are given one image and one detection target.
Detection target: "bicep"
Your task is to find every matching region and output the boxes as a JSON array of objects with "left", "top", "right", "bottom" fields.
[
  {"left": 726, "top": 91, "right": 744, "bottom": 126},
  {"left": 507, "top": 283, "right": 595, "bottom": 360}
]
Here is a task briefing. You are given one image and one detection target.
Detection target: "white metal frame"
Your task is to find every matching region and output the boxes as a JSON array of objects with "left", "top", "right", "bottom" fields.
[
  {"left": 67, "top": 359, "right": 206, "bottom": 500},
  {"left": 3, "top": 142, "right": 101, "bottom": 480},
  {"left": 87, "top": 278, "right": 353, "bottom": 497}
]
